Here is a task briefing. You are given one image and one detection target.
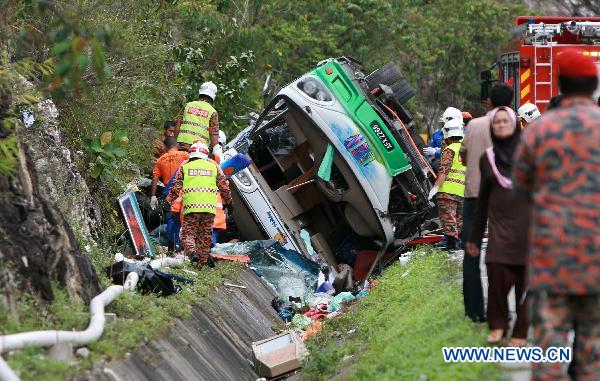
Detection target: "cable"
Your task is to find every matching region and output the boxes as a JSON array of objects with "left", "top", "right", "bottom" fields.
[{"left": 380, "top": 103, "right": 437, "bottom": 179}]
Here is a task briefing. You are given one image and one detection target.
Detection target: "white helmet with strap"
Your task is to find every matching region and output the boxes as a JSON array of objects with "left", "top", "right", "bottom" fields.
[
  {"left": 517, "top": 103, "right": 541, "bottom": 123},
  {"left": 189, "top": 141, "right": 209, "bottom": 160},
  {"left": 443, "top": 118, "right": 464, "bottom": 139},
  {"left": 198, "top": 81, "right": 217, "bottom": 101},
  {"left": 439, "top": 107, "right": 463, "bottom": 124}
]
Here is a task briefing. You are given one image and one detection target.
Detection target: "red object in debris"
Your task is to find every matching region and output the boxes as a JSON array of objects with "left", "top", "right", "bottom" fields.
[
  {"left": 406, "top": 235, "right": 443, "bottom": 246},
  {"left": 353, "top": 250, "right": 379, "bottom": 281},
  {"left": 211, "top": 253, "right": 250, "bottom": 264}
]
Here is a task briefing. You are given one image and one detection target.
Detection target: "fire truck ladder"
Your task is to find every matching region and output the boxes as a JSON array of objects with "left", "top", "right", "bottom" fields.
[
  {"left": 530, "top": 23, "right": 558, "bottom": 105},
  {"left": 527, "top": 21, "right": 600, "bottom": 104},
  {"left": 533, "top": 41, "right": 553, "bottom": 105}
]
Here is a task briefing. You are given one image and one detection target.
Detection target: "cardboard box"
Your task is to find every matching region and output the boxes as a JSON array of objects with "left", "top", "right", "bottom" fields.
[{"left": 252, "top": 331, "right": 307, "bottom": 378}]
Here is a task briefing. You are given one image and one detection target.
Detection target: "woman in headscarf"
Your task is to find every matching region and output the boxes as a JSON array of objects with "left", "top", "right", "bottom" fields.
[{"left": 466, "top": 106, "right": 530, "bottom": 346}]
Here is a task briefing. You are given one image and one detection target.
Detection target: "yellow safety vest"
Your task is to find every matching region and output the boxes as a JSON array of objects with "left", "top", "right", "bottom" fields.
[
  {"left": 182, "top": 159, "right": 218, "bottom": 215},
  {"left": 438, "top": 142, "right": 466, "bottom": 197},
  {"left": 177, "top": 100, "right": 216, "bottom": 145}
]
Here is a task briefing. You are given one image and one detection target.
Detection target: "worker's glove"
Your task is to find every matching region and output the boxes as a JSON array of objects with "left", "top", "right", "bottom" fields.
[
  {"left": 150, "top": 196, "right": 158, "bottom": 210},
  {"left": 212, "top": 144, "right": 223, "bottom": 164},
  {"left": 428, "top": 186, "right": 438, "bottom": 201},
  {"left": 422, "top": 147, "right": 436, "bottom": 157}
]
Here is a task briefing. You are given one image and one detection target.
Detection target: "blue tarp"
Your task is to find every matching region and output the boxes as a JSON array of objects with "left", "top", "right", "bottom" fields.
[{"left": 212, "top": 240, "right": 320, "bottom": 297}]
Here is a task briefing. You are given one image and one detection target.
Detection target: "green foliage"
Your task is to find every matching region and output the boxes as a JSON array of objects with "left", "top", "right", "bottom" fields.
[
  {"left": 0, "top": 48, "right": 53, "bottom": 176},
  {"left": 303, "top": 249, "right": 502, "bottom": 381},
  {"left": 83, "top": 130, "right": 129, "bottom": 182}
]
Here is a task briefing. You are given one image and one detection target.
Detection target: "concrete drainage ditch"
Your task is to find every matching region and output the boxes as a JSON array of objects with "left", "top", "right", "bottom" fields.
[{"left": 89, "top": 268, "right": 292, "bottom": 381}]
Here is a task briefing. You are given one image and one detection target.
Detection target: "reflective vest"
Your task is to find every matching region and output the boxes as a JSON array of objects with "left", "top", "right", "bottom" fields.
[
  {"left": 182, "top": 159, "right": 218, "bottom": 215},
  {"left": 213, "top": 193, "right": 227, "bottom": 230},
  {"left": 177, "top": 100, "right": 215, "bottom": 145},
  {"left": 438, "top": 142, "right": 466, "bottom": 197}
]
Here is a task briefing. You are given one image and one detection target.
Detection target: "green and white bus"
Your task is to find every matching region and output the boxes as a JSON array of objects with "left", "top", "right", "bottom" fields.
[{"left": 225, "top": 57, "right": 434, "bottom": 268}]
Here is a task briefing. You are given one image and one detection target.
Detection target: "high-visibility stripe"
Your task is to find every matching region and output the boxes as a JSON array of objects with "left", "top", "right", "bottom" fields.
[
  {"left": 183, "top": 203, "right": 216, "bottom": 211},
  {"left": 179, "top": 129, "right": 208, "bottom": 138},
  {"left": 181, "top": 120, "right": 209, "bottom": 129},
  {"left": 520, "top": 84, "right": 530, "bottom": 100},
  {"left": 183, "top": 187, "right": 217, "bottom": 194},
  {"left": 520, "top": 68, "right": 530, "bottom": 83},
  {"left": 445, "top": 177, "right": 465, "bottom": 185},
  {"left": 449, "top": 169, "right": 466, "bottom": 175}
]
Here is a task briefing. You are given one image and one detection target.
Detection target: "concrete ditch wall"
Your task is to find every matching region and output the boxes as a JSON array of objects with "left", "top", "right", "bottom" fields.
[{"left": 93, "top": 269, "right": 283, "bottom": 381}]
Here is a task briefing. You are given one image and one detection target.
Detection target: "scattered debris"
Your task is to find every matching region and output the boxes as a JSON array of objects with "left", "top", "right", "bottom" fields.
[
  {"left": 223, "top": 282, "right": 247, "bottom": 289},
  {"left": 252, "top": 331, "right": 307, "bottom": 378},
  {"left": 75, "top": 347, "right": 91, "bottom": 359}
]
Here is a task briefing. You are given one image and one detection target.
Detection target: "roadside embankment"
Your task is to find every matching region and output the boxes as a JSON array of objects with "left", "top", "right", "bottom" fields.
[{"left": 302, "top": 249, "right": 503, "bottom": 381}]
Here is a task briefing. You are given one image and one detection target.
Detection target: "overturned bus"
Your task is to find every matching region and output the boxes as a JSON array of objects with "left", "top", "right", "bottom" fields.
[{"left": 224, "top": 57, "right": 434, "bottom": 269}]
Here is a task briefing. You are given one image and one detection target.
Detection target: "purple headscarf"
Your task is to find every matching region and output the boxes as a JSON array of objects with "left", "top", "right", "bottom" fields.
[{"left": 488, "top": 106, "right": 520, "bottom": 177}]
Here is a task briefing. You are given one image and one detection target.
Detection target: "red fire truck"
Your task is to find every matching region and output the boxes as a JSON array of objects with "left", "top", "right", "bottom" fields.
[{"left": 481, "top": 16, "right": 600, "bottom": 112}]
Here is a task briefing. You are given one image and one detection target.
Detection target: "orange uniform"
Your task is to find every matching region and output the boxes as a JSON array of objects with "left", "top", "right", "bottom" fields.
[{"left": 152, "top": 150, "right": 189, "bottom": 185}]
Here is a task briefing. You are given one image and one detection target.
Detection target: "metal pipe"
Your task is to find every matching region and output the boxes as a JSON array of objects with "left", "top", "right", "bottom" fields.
[
  {"left": 0, "top": 253, "right": 184, "bottom": 381},
  {"left": 0, "top": 272, "right": 138, "bottom": 354},
  {"left": 0, "top": 355, "right": 20, "bottom": 381}
]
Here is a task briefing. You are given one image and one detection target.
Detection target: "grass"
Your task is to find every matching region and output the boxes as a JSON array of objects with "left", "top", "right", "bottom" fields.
[
  {"left": 302, "top": 248, "right": 502, "bottom": 381},
  {"left": 2, "top": 257, "right": 243, "bottom": 381}
]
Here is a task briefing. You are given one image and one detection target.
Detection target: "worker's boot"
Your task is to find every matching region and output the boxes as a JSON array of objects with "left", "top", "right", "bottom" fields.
[
  {"left": 206, "top": 256, "right": 216, "bottom": 269},
  {"left": 443, "top": 236, "right": 457, "bottom": 251},
  {"left": 190, "top": 252, "right": 200, "bottom": 264}
]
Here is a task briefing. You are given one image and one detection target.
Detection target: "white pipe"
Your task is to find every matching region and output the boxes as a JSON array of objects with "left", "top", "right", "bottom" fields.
[
  {"left": 0, "top": 272, "right": 138, "bottom": 353},
  {"left": 149, "top": 255, "right": 185, "bottom": 270},
  {"left": 0, "top": 254, "right": 185, "bottom": 381},
  {"left": 0, "top": 355, "right": 20, "bottom": 381}
]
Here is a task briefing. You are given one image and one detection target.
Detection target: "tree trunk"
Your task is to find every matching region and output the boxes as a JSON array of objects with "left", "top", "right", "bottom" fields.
[{"left": 0, "top": 142, "right": 100, "bottom": 314}]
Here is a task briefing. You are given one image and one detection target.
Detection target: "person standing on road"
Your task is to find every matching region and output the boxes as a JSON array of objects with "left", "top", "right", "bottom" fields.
[
  {"left": 459, "top": 83, "right": 513, "bottom": 323},
  {"left": 423, "top": 107, "right": 463, "bottom": 171},
  {"left": 176, "top": 81, "right": 222, "bottom": 160},
  {"left": 466, "top": 106, "right": 529, "bottom": 346},
  {"left": 167, "top": 141, "right": 232, "bottom": 268},
  {"left": 513, "top": 50, "right": 600, "bottom": 380},
  {"left": 428, "top": 118, "right": 466, "bottom": 251}
]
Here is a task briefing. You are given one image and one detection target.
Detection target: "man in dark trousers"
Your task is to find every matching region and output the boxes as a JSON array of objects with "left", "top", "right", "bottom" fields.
[
  {"left": 459, "top": 83, "right": 513, "bottom": 322},
  {"left": 514, "top": 50, "right": 600, "bottom": 381}
]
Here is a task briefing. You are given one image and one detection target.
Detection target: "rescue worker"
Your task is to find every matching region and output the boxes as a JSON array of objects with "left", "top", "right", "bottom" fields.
[
  {"left": 428, "top": 118, "right": 466, "bottom": 251},
  {"left": 150, "top": 136, "right": 190, "bottom": 251},
  {"left": 517, "top": 103, "right": 541, "bottom": 129},
  {"left": 175, "top": 81, "right": 222, "bottom": 160},
  {"left": 166, "top": 141, "right": 232, "bottom": 267},
  {"left": 153, "top": 120, "right": 176, "bottom": 160},
  {"left": 514, "top": 50, "right": 600, "bottom": 381},
  {"left": 423, "top": 107, "right": 463, "bottom": 170},
  {"left": 212, "top": 130, "right": 228, "bottom": 245}
]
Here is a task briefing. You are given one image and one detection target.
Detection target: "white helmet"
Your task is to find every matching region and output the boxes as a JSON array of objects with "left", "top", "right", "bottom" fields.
[
  {"left": 439, "top": 107, "right": 463, "bottom": 124},
  {"left": 198, "top": 81, "right": 217, "bottom": 101},
  {"left": 189, "top": 141, "right": 209, "bottom": 160},
  {"left": 218, "top": 130, "right": 227, "bottom": 146},
  {"left": 443, "top": 118, "right": 464, "bottom": 139},
  {"left": 517, "top": 103, "right": 541, "bottom": 123}
]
